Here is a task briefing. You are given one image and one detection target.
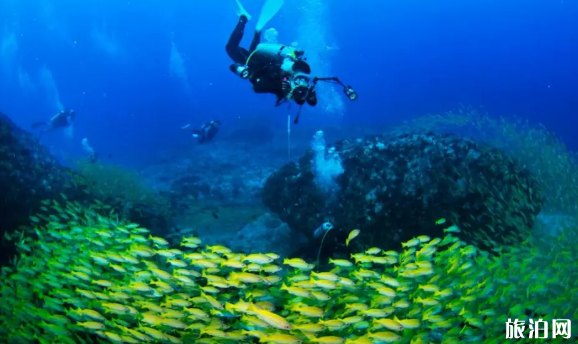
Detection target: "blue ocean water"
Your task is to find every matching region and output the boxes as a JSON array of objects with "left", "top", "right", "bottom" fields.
[{"left": 0, "top": 0, "right": 577, "bottom": 166}]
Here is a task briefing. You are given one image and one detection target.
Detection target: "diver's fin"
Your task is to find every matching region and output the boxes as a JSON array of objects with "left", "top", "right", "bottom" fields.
[
  {"left": 256, "top": 0, "right": 284, "bottom": 32},
  {"left": 235, "top": 0, "right": 252, "bottom": 21}
]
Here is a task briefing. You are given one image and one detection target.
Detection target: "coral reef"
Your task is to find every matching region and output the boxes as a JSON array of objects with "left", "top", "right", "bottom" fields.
[{"left": 263, "top": 131, "right": 543, "bottom": 258}]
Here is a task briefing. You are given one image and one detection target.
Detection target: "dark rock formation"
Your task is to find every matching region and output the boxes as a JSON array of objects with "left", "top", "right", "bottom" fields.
[
  {"left": 0, "top": 112, "right": 87, "bottom": 264},
  {"left": 142, "top": 143, "right": 285, "bottom": 210},
  {"left": 262, "top": 131, "right": 544, "bottom": 259},
  {"left": 0, "top": 112, "right": 170, "bottom": 265}
]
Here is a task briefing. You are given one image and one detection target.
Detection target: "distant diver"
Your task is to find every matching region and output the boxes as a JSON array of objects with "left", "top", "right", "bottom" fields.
[
  {"left": 182, "top": 120, "right": 221, "bottom": 144},
  {"left": 31, "top": 109, "right": 75, "bottom": 137},
  {"left": 226, "top": 0, "right": 358, "bottom": 124}
]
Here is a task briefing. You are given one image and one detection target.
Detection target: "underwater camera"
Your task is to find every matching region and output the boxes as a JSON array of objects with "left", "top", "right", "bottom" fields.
[
  {"left": 292, "top": 73, "right": 312, "bottom": 104},
  {"left": 230, "top": 63, "right": 250, "bottom": 79},
  {"left": 344, "top": 85, "right": 358, "bottom": 101}
]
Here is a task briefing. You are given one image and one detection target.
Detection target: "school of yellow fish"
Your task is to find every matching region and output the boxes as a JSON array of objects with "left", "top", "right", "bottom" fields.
[{"left": 0, "top": 199, "right": 576, "bottom": 343}]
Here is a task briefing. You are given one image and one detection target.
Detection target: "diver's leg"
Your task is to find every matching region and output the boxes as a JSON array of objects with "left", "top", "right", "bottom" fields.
[
  {"left": 249, "top": 30, "right": 261, "bottom": 53},
  {"left": 226, "top": 15, "right": 251, "bottom": 63}
]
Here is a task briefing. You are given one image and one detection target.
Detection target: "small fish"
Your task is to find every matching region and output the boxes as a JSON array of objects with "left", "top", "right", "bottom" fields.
[
  {"left": 294, "top": 323, "right": 325, "bottom": 333},
  {"left": 249, "top": 303, "right": 292, "bottom": 330},
  {"left": 365, "top": 247, "right": 381, "bottom": 255},
  {"left": 346, "top": 229, "right": 360, "bottom": 246},
  {"left": 283, "top": 258, "right": 310, "bottom": 269},
  {"left": 77, "top": 321, "right": 105, "bottom": 330},
  {"left": 311, "top": 336, "right": 344, "bottom": 344},
  {"left": 374, "top": 318, "right": 403, "bottom": 332},
  {"left": 443, "top": 225, "right": 460, "bottom": 233},
  {"left": 281, "top": 283, "right": 311, "bottom": 298},
  {"left": 328, "top": 259, "right": 353, "bottom": 267},
  {"left": 394, "top": 316, "right": 421, "bottom": 329},
  {"left": 402, "top": 238, "right": 421, "bottom": 248},
  {"left": 245, "top": 254, "right": 274, "bottom": 265},
  {"left": 261, "top": 334, "right": 303, "bottom": 344},
  {"left": 149, "top": 235, "right": 169, "bottom": 246},
  {"left": 367, "top": 331, "right": 401, "bottom": 343}
]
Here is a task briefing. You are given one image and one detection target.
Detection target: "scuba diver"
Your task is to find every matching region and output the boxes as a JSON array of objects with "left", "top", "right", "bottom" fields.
[
  {"left": 182, "top": 120, "right": 221, "bottom": 144},
  {"left": 226, "top": 0, "right": 358, "bottom": 124},
  {"left": 31, "top": 109, "right": 75, "bottom": 137}
]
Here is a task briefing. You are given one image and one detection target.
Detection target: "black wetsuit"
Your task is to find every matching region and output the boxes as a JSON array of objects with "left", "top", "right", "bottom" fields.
[
  {"left": 192, "top": 121, "right": 221, "bottom": 144},
  {"left": 226, "top": 16, "right": 287, "bottom": 101},
  {"left": 226, "top": 16, "right": 318, "bottom": 107},
  {"left": 226, "top": 15, "right": 260, "bottom": 65}
]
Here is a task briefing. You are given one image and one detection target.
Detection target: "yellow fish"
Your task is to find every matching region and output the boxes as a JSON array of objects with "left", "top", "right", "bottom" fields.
[
  {"left": 77, "top": 321, "right": 105, "bottom": 330},
  {"left": 283, "top": 258, "right": 310, "bottom": 269},
  {"left": 149, "top": 235, "right": 169, "bottom": 246},
  {"left": 373, "top": 318, "right": 403, "bottom": 332},
  {"left": 245, "top": 254, "right": 274, "bottom": 265},
  {"left": 201, "top": 292, "right": 223, "bottom": 310},
  {"left": 443, "top": 225, "right": 460, "bottom": 233},
  {"left": 367, "top": 331, "right": 401, "bottom": 343},
  {"left": 345, "top": 229, "right": 360, "bottom": 246},
  {"left": 435, "top": 218, "right": 446, "bottom": 225},
  {"left": 294, "top": 323, "right": 326, "bottom": 333},
  {"left": 230, "top": 272, "right": 264, "bottom": 284},
  {"left": 249, "top": 303, "right": 292, "bottom": 330},
  {"left": 365, "top": 247, "right": 381, "bottom": 255},
  {"left": 401, "top": 238, "right": 420, "bottom": 248},
  {"left": 311, "top": 336, "right": 344, "bottom": 344},
  {"left": 328, "top": 258, "right": 353, "bottom": 267},
  {"left": 311, "top": 271, "right": 340, "bottom": 281},
  {"left": 394, "top": 316, "right": 421, "bottom": 329},
  {"left": 281, "top": 283, "right": 311, "bottom": 298},
  {"left": 261, "top": 334, "right": 303, "bottom": 344}
]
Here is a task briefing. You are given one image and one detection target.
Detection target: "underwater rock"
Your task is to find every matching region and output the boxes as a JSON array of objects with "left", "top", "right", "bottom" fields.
[
  {"left": 534, "top": 212, "right": 576, "bottom": 237},
  {"left": 228, "top": 212, "right": 307, "bottom": 258},
  {"left": 142, "top": 143, "right": 281, "bottom": 209},
  {"left": 0, "top": 112, "right": 84, "bottom": 264},
  {"left": 0, "top": 112, "right": 171, "bottom": 265},
  {"left": 263, "top": 131, "right": 544, "bottom": 257},
  {"left": 169, "top": 205, "right": 305, "bottom": 258}
]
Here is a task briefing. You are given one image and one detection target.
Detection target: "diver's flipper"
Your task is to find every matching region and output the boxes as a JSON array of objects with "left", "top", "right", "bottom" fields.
[
  {"left": 235, "top": 0, "right": 252, "bottom": 21},
  {"left": 256, "top": 0, "right": 284, "bottom": 32}
]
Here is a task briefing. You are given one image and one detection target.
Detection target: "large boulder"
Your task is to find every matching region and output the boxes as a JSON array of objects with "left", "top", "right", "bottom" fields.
[
  {"left": 262, "top": 131, "right": 544, "bottom": 258},
  {"left": 0, "top": 112, "right": 86, "bottom": 265},
  {"left": 0, "top": 112, "right": 171, "bottom": 265}
]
